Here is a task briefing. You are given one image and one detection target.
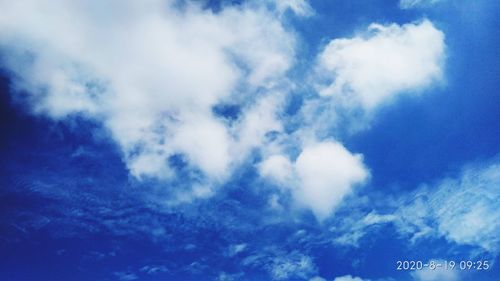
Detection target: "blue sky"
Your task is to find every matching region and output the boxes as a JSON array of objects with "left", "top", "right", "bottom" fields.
[{"left": 0, "top": 1, "right": 499, "bottom": 281}]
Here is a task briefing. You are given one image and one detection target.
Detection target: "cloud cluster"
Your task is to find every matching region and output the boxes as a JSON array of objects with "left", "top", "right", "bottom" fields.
[
  {"left": 256, "top": 20, "right": 446, "bottom": 220},
  {"left": 0, "top": 0, "right": 447, "bottom": 220},
  {"left": 0, "top": 0, "right": 295, "bottom": 188}
]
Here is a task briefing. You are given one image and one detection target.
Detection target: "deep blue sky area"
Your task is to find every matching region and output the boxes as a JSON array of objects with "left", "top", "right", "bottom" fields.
[{"left": 0, "top": 1, "right": 499, "bottom": 281}]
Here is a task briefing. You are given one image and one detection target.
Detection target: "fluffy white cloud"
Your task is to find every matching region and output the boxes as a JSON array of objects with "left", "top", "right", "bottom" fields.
[
  {"left": 295, "top": 142, "right": 368, "bottom": 219},
  {"left": 315, "top": 19, "right": 445, "bottom": 110},
  {"left": 0, "top": 0, "right": 295, "bottom": 190},
  {"left": 260, "top": 141, "right": 369, "bottom": 220}
]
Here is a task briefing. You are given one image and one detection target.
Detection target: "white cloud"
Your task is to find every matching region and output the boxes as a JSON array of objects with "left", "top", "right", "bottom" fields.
[
  {"left": 0, "top": 0, "right": 296, "bottom": 192},
  {"left": 260, "top": 141, "right": 369, "bottom": 220},
  {"left": 333, "top": 275, "right": 365, "bottom": 281},
  {"left": 170, "top": 113, "right": 232, "bottom": 180},
  {"left": 315, "top": 19, "right": 445, "bottom": 111},
  {"left": 295, "top": 141, "right": 368, "bottom": 219},
  {"left": 0, "top": 1, "right": 450, "bottom": 218},
  {"left": 259, "top": 154, "right": 294, "bottom": 186},
  {"left": 233, "top": 94, "right": 285, "bottom": 162},
  {"left": 411, "top": 259, "right": 459, "bottom": 281}
]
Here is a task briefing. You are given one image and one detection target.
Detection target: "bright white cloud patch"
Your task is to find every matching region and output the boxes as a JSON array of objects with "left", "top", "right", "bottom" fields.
[
  {"left": 0, "top": 0, "right": 295, "bottom": 191},
  {"left": 295, "top": 142, "right": 368, "bottom": 219},
  {"left": 260, "top": 141, "right": 369, "bottom": 220},
  {"left": 315, "top": 19, "right": 445, "bottom": 110}
]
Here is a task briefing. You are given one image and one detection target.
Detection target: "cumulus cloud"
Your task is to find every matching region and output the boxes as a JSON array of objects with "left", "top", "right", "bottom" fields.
[
  {"left": 0, "top": 0, "right": 295, "bottom": 193},
  {"left": 294, "top": 141, "right": 368, "bottom": 219},
  {"left": 260, "top": 141, "right": 369, "bottom": 220},
  {"left": 314, "top": 19, "right": 445, "bottom": 111}
]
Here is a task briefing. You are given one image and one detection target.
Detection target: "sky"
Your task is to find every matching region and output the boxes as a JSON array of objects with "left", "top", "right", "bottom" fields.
[{"left": 0, "top": 0, "right": 499, "bottom": 281}]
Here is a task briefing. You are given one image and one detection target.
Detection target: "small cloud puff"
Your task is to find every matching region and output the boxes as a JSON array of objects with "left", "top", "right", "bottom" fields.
[{"left": 260, "top": 141, "right": 368, "bottom": 220}]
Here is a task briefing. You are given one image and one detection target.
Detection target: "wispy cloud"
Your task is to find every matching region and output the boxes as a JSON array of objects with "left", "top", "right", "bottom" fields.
[
  {"left": 334, "top": 158, "right": 500, "bottom": 255},
  {"left": 399, "top": 0, "right": 442, "bottom": 10}
]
